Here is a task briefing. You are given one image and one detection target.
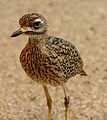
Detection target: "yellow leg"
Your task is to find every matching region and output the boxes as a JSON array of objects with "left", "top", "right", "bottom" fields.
[
  {"left": 62, "top": 85, "right": 74, "bottom": 120},
  {"left": 43, "top": 85, "right": 52, "bottom": 120}
]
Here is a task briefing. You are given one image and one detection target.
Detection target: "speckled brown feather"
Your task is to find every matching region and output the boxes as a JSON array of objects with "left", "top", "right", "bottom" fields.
[
  {"left": 20, "top": 39, "right": 64, "bottom": 86},
  {"left": 19, "top": 13, "right": 42, "bottom": 27},
  {"left": 19, "top": 13, "right": 87, "bottom": 86}
]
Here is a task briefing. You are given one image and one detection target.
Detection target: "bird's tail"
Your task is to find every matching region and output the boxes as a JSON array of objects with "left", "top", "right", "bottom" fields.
[{"left": 80, "top": 70, "right": 87, "bottom": 76}]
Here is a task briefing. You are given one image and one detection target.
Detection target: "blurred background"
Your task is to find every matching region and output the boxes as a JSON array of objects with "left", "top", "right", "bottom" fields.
[{"left": 0, "top": 0, "right": 107, "bottom": 120}]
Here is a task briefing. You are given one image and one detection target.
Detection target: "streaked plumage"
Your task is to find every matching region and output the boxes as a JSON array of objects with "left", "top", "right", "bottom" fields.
[
  {"left": 20, "top": 35, "right": 86, "bottom": 86},
  {"left": 11, "top": 13, "right": 87, "bottom": 120}
]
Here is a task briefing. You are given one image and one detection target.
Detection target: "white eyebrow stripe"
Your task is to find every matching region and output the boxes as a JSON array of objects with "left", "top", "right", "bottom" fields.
[{"left": 35, "top": 18, "right": 43, "bottom": 23}]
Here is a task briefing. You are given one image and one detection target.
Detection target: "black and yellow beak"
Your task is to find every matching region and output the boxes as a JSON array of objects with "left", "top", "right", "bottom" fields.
[{"left": 11, "top": 28, "right": 28, "bottom": 37}]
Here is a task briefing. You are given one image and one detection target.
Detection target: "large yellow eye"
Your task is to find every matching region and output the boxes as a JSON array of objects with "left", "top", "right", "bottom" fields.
[{"left": 33, "top": 21, "right": 42, "bottom": 29}]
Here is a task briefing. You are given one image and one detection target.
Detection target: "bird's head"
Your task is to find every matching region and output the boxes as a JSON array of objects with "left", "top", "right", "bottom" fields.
[{"left": 11, "top": 13, "right": 48, "bottom": 37}]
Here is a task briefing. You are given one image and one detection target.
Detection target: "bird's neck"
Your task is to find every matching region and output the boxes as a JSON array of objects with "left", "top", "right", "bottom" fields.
[{"left": 28, "top": 32, "right": 48, "bottom": 45}]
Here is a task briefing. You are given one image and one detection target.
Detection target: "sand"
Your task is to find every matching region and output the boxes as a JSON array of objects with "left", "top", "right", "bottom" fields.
[{"left": 0, "top": 0, "right": 107, "bottom": 120}]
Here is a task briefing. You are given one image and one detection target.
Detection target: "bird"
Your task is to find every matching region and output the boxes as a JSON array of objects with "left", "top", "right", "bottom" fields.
[{"left": 11, "top": 13, "right": 87, "bottom": 120}]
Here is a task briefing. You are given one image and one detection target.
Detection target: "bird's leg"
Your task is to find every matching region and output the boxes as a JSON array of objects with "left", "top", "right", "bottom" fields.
[
  {"left": 62, "top": 85, "right": 69, "bottom": 120},
  {"left": 43, "top": 85, "right": 52, "bottom": 120},
  {"left": 62, "top": 85, "right": 74, "bottom": 120}
]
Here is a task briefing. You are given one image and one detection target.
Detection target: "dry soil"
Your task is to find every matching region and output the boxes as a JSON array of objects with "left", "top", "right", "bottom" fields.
[{"left": 0, "top": 0, "right": 107, "bottom": 120}]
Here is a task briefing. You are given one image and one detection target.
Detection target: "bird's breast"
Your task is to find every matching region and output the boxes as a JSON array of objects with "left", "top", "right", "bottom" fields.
[{"left": 20, "top": 43, "right": 64, "bottom": 86}]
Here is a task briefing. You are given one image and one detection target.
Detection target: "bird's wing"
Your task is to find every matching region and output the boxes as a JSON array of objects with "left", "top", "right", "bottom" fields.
[
  {"left": 45, "top": 36, "right": 84, "bottom": 79},
  {"left": 46, "top": 36, "right": 80, "bottom": 58}
]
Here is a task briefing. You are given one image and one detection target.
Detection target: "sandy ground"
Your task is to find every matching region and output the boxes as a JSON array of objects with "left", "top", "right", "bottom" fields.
[{"left": 0, "top": 0, "right": 107, "bottom": 120}]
